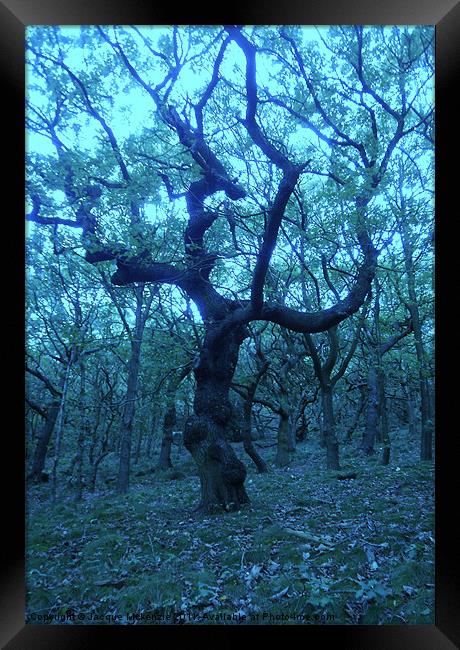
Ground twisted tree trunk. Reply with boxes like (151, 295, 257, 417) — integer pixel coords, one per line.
(184, 326, 249, 513)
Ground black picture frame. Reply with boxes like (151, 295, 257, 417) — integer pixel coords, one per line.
(3, 0, 459, 647)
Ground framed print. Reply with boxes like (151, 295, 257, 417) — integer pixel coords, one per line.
(2, 0, 459, 647)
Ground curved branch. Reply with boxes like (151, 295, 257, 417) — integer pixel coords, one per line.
(26, 364, 62, 398)
(250, 166, 303, 313)
(226, 27, 293, 171)
(194, 35, 231, 135)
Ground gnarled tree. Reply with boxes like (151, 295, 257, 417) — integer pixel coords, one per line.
(26, 25, 433, 511)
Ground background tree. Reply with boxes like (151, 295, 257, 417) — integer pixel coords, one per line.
(360, 279, 413, 461)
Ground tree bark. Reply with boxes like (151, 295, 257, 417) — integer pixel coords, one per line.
(407, 388, 417, 437)
(361, 281, 412, 457)
(117, 334, 142, 494)
(51, 351, 74, 502)
(362, 364, 379, 455)
(183, 326, 250, 512)
(408, 298, 432, 460)
(115, 283, 156, 494)
(397, 195, 432, 461)
(401, 362, 417, 437)
(376, 366, 388, 444)
(28, 401, 60, 481)
(157, 402, 175, 470)
(75, 360, 90, 500)
(157, 364, 192, 470)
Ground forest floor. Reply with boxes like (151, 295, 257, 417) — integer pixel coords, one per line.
(26, 429, 435, 626)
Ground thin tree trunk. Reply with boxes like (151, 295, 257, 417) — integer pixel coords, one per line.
(117, 336, 142, 494)
(375, 369, 386, 444)
(158, 364, 192, 470)
(75, 433, 85, 499)
(134, 427, 143, 465)
(362, 364, 379, 455)
(75, 361, 89, 501)
(322, 385, 340, 470)
(275, 409, 291, 468)
(405, 385, 417, 436)
(398, 205, 432, 461)
(361, 281, 412, 457)
(345, 390, 366, 442)
(51, 352, 74, 502)
(379, 370, 390, 465)
(409, 303, 432, 460)
(242, 399, 268, 473)
(145, 406, 159, 458)
(117, 284, 152, 494)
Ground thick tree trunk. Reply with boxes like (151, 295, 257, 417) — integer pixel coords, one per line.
(28, 401, 60, 481)
(295, 412, 309, 442)
(428, 379, 435, 421)
(157, 402, 175, 470)
(184, 327, 249, 512)
(318, 405, 325, 448)
(287, 417, 297, 453)
(322, 385, 340, 470)
(381, 444, 391, 465)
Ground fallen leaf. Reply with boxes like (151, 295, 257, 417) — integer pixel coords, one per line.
(270, 586, 289, 601)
